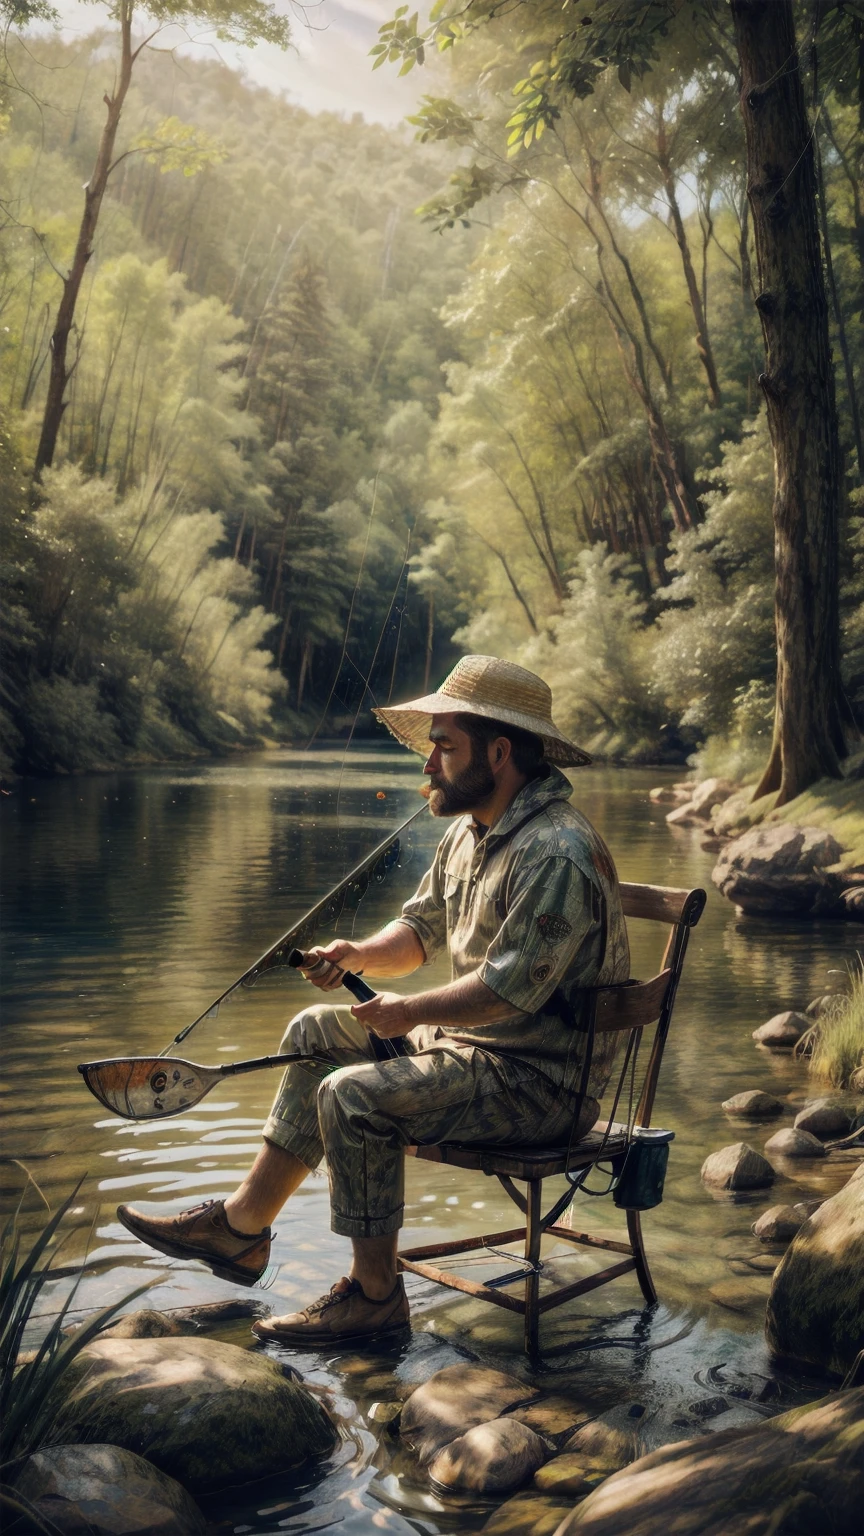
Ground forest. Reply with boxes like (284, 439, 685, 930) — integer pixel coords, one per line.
(1, 0, 862, 791)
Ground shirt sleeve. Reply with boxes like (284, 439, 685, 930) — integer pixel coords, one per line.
(479, 856, 601, 1013)
(398, 852, 447, 965)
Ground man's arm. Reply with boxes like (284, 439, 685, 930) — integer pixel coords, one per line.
(299, 921, 426, 989)
(351, 973, 521, 1038)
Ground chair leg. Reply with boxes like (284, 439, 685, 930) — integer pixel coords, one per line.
(524, 1178, 542, 1354)
(626, 1209, 657, 1306)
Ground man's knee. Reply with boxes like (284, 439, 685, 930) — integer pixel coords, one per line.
(317, 1065, 397, 1144)
(279, 1003, 340, 1058)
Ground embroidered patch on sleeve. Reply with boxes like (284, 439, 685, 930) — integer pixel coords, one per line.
(531, 961, 552, 983)
(537, 913, 573, 946)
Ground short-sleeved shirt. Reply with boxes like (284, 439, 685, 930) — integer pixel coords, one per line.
(398, 766, 630, 1097)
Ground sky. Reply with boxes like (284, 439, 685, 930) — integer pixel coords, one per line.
(51, 0, 429, 124)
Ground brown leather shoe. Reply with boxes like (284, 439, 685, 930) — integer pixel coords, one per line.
(252, 1276, 409, 1345)
(117, 1199, 270, 1287)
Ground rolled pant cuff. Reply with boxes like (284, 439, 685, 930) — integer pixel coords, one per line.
(330, 1205, 404, 1239)
(262, 1115, 321, 1169)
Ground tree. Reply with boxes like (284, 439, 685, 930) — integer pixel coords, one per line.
(730, 0, 846, 802)
(25, 0, 289, 476)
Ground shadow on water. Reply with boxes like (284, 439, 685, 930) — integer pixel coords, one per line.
(2, 749, 859, 1532)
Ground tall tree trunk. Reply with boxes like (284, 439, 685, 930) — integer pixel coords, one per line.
(731, 0, 845, 804)
(35, 3, 136, 475)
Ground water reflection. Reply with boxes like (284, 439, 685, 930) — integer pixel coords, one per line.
(2, 750, 859, 1533)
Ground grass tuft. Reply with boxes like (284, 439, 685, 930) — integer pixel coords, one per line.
(797, 955, 864, 1089)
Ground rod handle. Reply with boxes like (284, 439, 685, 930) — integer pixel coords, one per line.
(287, 949, 404, 1060)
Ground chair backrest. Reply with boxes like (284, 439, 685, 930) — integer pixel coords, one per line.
(592, 883, 706, 1128)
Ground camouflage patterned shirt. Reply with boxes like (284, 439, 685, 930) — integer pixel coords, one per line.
(399, 766, 630, 1095)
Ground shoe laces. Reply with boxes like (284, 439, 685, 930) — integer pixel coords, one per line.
(183, 1200, 216, 1219)
(306, 1279, 356, 1316)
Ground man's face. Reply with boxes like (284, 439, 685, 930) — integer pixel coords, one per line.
(422, 715, 496, 818)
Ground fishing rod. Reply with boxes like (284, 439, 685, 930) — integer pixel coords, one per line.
(77, 809, 426, 1119)
(162, 804, 426, 1054)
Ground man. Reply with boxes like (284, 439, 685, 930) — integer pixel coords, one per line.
(118, 655, 630, 1343)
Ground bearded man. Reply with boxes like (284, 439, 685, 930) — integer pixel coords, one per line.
(118, 655, 630, 1344)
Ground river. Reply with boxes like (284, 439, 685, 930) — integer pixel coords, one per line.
(2, 749, 859, 1533)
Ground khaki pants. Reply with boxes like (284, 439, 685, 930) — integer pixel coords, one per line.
(263, 1005, 598, 1238)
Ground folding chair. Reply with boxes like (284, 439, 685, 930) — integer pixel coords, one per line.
(398, 882, 706, 1353)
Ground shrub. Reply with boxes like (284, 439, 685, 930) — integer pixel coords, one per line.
(798, 956, 864, 1089)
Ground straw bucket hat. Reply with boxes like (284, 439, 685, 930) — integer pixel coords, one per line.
(373, 655, 592, 768)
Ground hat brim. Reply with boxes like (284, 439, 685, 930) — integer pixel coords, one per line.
(373, 692, 592, 769)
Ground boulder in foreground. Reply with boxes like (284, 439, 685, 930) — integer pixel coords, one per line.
(43, 1336, 335, 1492)
(766, 1164, 864, 1376)
(712, 824, 844, 917)
(400, 1364, 536, 1465)
(701, 1143, 775, 1190)
(553, 1388, 864, 1535)
(12, 1444, 207, 1535)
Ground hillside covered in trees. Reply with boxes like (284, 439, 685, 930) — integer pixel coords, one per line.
(1, 1, 862, 786)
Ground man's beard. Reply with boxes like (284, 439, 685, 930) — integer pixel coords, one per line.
(422, 746, 496, 817)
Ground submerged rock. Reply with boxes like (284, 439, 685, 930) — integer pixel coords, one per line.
(766, 1163, 864, 1376)
(42, 1336, 335, 1492)
(721, 1089, 784, 1117)
(562, 1420, 636, 1473)
(712, 824, 844, 917)
(701, 1143, 775, 1190)
(752, 1205, 803, 1242)
(400, 1364, 537, 1466)
(751, 1011, 809, 1048)
(763, 1126, 826, 1159)
(793, 1098, 851, 1138)
(482, 1491, 574, 1535)
(428, 1417, 546, 1494)
(534, 1454, 607, 1495)
(12, 1444, 207, 1535)
(553, 1388, 864, 1535)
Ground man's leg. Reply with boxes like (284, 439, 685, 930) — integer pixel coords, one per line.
(117, 1004, 377, 1285)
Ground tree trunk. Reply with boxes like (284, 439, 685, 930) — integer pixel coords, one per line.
(656, 112, 722, 408)
(34, 3, 136, 476)
(731, 0, 845, 804)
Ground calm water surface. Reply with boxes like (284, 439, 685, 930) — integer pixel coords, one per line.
(2, 749, 860, 1534)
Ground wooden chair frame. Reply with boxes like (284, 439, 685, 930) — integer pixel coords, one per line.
(398, 882, 706, 1354)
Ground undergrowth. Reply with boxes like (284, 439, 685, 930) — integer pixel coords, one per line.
(798, 956, 864, 1089)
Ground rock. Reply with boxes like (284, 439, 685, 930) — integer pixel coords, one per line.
(400, 1364, 536, 1465)
(534, 1454, 607, 1495)
(11, 1444, 207, 1535)
(649, 784, 691, 805)
(721, 1089, 784, 1118)
(712, 824, 845, 917)
(428, 1417, 547, 1494)
(552, 1388, 864, 1535)
(665, 802, 699, 827)
(792, 1198, 824, 1221)
(763, 1126, 826, 1158)
(42, 1336, 335, 1493)
(751, 1011, 809, 1047)
(752, 1205, 803, 1242)
(689, 777, 737, 816)
(707, 1279, 765, 1314)
(794, 1098, 852, 1137)
(562, 1420, 635, 1472)
(100, 1309, 178, 1339)
(506, 1394, 588, 1436)
(851, 1066, 864, 1092)
(482, 1492, 574, 1535)
(368, 1401, 402, 1426)
(766, 1163, 864, 1376)
(700, 1143, 775, 1190)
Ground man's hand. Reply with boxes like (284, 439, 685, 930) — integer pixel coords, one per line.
(299, 941, 365, 992)
(351, 992, 413, 1039)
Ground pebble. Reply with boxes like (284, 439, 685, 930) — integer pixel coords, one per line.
(752, 1205, 803, 1242)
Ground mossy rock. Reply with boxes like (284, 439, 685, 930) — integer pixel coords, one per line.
(41, 1336, 335, 1492)
(554, 1387, 864, 1534)
(12, 1443, 207, 1535)
(766, 1163, 864, 1376)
